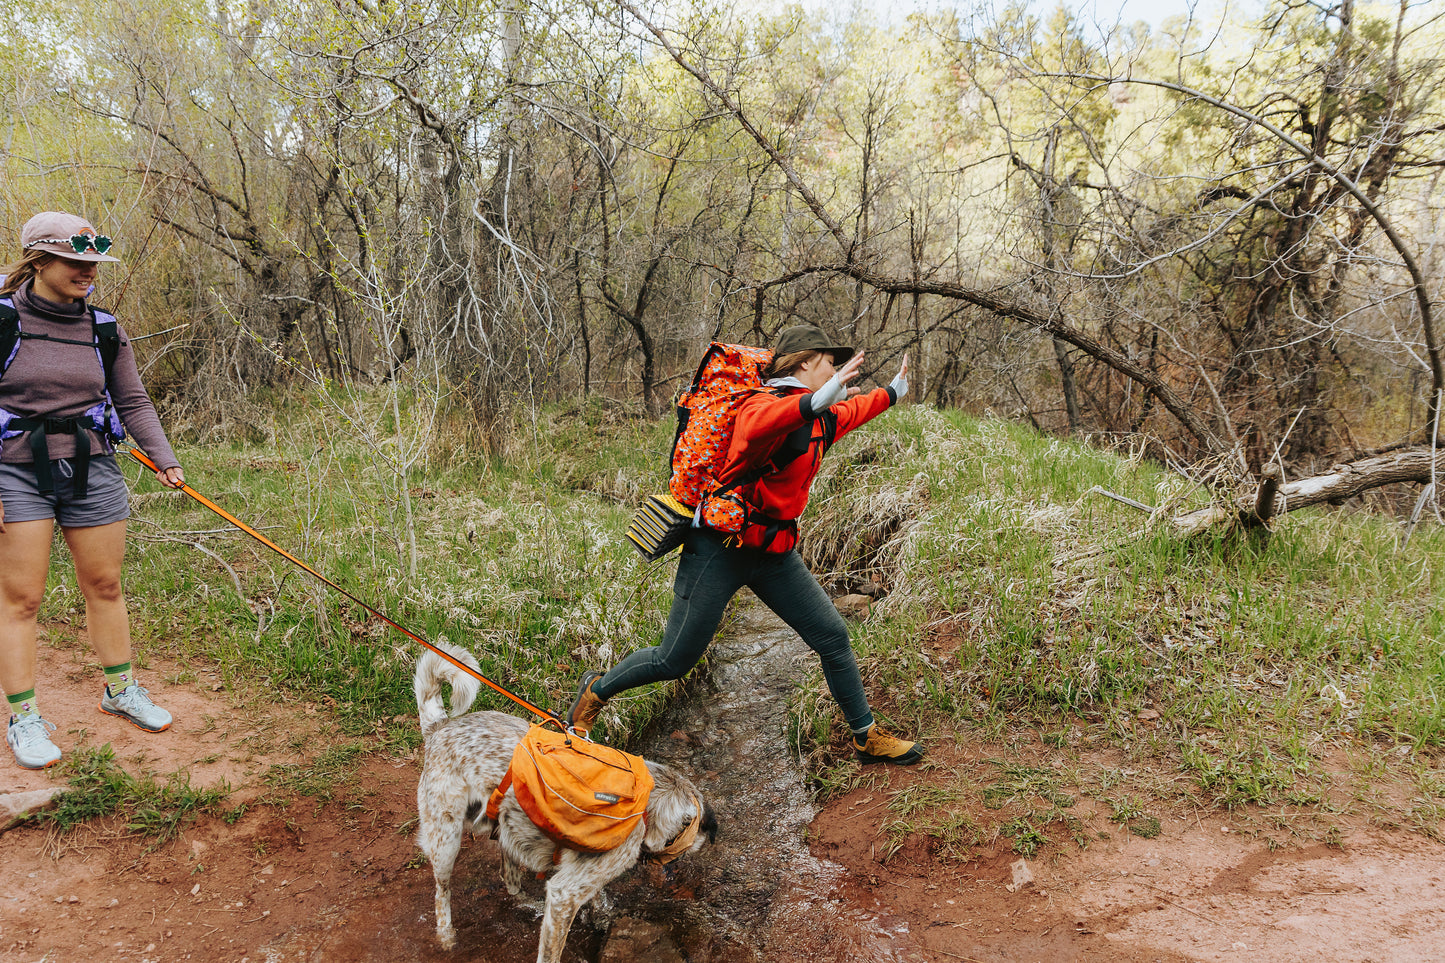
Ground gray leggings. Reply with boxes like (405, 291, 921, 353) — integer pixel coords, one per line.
(595, 527, 875, 733)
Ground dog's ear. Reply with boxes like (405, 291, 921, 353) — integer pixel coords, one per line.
(642, 763, 708, 853)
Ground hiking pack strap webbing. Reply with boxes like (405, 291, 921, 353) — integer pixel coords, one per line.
(12, 416, 90, 497)
(125, 446, 566, 729)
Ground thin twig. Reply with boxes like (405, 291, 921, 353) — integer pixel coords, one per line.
(1087, 486, 1156, 513)
(935, 951, 986, 962)
(130, 322, 191, 342)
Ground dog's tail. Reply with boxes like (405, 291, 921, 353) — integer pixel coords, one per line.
(414, 640, 483, 737)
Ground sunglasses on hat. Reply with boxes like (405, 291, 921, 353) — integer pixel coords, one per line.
(25, 233, 114, 255)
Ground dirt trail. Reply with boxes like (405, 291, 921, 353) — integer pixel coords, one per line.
(812, 759, 1445, 962)
(4, 633, 1445, 962)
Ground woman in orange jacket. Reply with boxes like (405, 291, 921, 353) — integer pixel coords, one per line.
(569, 324, 921, 765)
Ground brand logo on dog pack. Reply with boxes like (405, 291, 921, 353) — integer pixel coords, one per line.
(593, 791, 621, 803)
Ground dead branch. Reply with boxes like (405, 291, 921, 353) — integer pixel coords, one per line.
(1171, 447, 1444, 534)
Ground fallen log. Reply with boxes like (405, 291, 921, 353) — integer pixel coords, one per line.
(1170, 446, 1444, 535)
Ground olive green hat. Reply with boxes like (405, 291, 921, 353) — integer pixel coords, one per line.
(773, 324, 854, 364)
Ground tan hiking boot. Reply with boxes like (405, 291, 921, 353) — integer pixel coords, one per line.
(566, 671, 608, 736)
(853, 725, 923, 765)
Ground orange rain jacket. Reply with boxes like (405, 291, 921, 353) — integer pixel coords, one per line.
(700, 383, 898, 552)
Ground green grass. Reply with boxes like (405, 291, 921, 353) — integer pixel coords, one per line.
(27, 746, 227, 844)
(34, 387, 1441, 854)
(109, 396, 681, 745)
(791, 405, 1445, 827)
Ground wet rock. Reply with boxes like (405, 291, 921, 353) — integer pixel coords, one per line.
(0, 788, 62, 832)
(600, 916, 685, 963)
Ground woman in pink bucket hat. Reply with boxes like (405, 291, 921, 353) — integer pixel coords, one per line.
(0, 211, 185, 769)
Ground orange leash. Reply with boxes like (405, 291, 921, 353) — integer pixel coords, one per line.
(126, 447, 566, 729)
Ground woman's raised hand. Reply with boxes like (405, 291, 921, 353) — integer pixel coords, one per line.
(890, 353, 909, 400)
(836, 351, 866, 400)
(836, 350, 866, 384)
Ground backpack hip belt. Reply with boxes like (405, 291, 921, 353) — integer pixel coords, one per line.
(2, 409, 118, 498)
(703, 488, 798, 548)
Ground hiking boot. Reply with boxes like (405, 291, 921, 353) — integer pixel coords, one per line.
(99, 684, 172, 733)
(566, 671, 608, 736)
(853, 725, 923, 765)
(7, 713, 61, 769)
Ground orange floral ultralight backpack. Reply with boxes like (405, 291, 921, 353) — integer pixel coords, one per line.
(626, 342, 773, 561)
(668, 342, 773, 511)
(485, 725, 654, 854)
(628, 340, 842, 558)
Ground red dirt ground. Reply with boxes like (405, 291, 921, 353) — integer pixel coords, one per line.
(4, 633, 1445, 963)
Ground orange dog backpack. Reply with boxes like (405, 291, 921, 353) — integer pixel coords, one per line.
(485, 725, 654, 854)
(668, 342, 773, 508)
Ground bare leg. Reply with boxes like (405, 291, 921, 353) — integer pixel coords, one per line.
(61, 521, 131, 669)
(0, 520, 55, 699)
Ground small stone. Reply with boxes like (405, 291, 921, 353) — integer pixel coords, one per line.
(0, 788, 63, 832)
(1006, 859, 1035, 893)
(190, 884, 201, 896)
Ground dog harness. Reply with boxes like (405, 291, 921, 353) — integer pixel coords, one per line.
(645, 794, 703, 865)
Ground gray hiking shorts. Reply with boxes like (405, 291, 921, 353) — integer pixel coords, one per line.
(0, 455, 131, 527)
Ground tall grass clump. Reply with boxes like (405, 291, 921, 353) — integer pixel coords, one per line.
(794, 404, 1445, 808)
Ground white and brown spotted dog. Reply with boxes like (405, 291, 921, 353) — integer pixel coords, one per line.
(413, 642, 716, 960)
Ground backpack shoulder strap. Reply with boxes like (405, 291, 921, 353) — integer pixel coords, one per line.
(764, 388, 838, 472)
(90, 306, 121, 388)
(0, 296, 19, 380)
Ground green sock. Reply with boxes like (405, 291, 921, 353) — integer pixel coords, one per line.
(7, 688, 39, 720)
(103, 662, 135, 697)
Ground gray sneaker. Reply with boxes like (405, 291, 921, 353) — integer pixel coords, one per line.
(7, 713, 61, 769)
(99, 684, 172, 733)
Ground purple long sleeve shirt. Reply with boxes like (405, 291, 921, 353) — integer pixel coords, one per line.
(0, 281, 180, 471)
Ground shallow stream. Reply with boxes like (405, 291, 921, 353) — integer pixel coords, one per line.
(595, 596, 922, 962)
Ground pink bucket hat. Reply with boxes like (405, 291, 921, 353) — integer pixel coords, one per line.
(19, 211, 121, 263)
